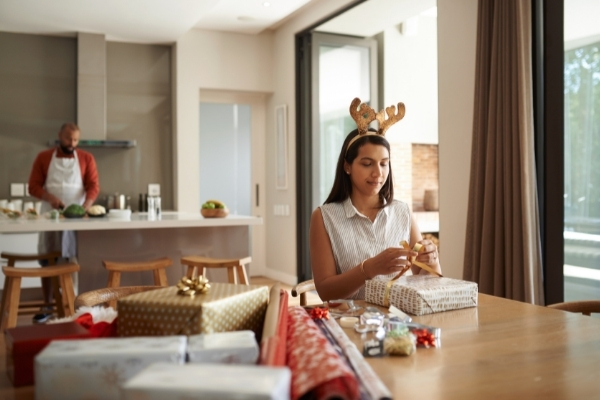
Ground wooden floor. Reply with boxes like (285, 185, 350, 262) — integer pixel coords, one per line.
(0, 276, 322, 400)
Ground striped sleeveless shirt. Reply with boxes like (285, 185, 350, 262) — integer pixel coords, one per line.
(319, 197, 411, 299)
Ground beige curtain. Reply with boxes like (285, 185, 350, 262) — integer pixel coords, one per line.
(463, 0, 544, 304)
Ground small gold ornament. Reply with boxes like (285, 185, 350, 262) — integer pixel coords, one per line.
(177, 275, 211, 297)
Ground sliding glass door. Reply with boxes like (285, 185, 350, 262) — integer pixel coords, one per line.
(563, 0, 600, 302)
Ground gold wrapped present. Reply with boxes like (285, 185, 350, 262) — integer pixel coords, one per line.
(117, 284, 269, 337)
(365, 275, 478, 316)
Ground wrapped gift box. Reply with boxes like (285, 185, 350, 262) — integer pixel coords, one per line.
(4, 322, 91, 387)
(117, 284, 269, 337)
(365, 275, 478, 316)
(35, 336, 186, 400)
(187, 330, 259, 364)
(121, 362, 291, 400)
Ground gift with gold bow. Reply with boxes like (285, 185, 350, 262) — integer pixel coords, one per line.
(364, 242, 478, 316)
(117, 277, 269, 337)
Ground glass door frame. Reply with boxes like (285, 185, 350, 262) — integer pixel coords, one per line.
(310, 32, 379, 211)
(532, 0, 564, 305)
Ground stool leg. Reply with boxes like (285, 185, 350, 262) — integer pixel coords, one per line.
(185, 265, 196, 278)
(227, 267, 237, 284)
(107, 271, 121, 288)
(52, 276, 65, 317)
(1, 277, 22, 330)
(202, 267, 207, 278)
(153, 269, 168, 286)
(0, 277, 11, 331)
(236, 264, 249, 285)
(59, 274, 76, 316)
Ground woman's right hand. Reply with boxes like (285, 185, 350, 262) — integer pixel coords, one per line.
(363, 247, 418, 279)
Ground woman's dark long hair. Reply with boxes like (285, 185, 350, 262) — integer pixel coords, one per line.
(324, 128, 394, 206)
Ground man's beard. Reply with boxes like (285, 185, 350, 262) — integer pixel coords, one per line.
(60, 145, 75, 155)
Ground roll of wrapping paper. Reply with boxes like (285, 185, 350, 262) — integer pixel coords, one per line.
(286, 306, 359, 400)
(382, 241, 442, 307)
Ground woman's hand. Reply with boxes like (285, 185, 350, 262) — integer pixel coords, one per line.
(363, 247, 417, 279)
(414, 239, 441, 275)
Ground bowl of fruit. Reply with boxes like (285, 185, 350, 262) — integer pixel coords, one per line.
(201, 200, 229, 218)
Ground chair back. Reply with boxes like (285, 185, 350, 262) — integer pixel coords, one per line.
(75, 286, 164, 308)
(547, 300, 600, 316)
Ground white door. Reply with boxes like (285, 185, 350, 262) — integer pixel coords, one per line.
(199, 90, 267, 276)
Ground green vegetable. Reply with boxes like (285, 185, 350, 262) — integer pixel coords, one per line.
(202, 202, 216, 209)
(64, 204, 86, 216)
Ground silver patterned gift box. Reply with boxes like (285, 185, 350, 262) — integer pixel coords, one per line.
(187, 330, 259, 364)
(121, 362, 291, 400)
(365, 275, 478, 316)
(34, 336, 186, 400)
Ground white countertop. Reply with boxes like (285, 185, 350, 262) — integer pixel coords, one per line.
(0, 211, 263, 233)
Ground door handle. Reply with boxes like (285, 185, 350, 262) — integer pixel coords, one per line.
(256, 184, 259, 207)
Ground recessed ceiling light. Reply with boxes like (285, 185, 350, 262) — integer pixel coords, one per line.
(238, 16, 255, 22)
(263, 2, 271, 6)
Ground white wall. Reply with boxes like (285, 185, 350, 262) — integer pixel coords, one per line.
(384, 13, 438, 145)
(265, 0, 356, 285)
(437, 0, 478, 278)
(173, 29, 274, 213)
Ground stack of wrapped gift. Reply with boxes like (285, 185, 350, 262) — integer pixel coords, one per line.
(35, 336, 186, 399)
(31, 283, 291, 399)
(117, 283, 269, 337)
(365, 275, 478, 315)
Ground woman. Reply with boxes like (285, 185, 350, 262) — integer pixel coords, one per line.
(310, 98, 442, 301)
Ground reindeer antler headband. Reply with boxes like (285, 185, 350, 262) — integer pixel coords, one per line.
(346, 97, 406, 153)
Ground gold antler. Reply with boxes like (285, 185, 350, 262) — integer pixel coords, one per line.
(375, 103, 406, 135)
(349, 98, 377, 135)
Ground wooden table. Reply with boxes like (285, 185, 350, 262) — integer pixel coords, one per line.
(1, 293, 599, 399)
(345, 294, 600, 399)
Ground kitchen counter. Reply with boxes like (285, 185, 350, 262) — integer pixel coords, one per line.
(0, 212, 263, 294)
(0, 211, 262, 233)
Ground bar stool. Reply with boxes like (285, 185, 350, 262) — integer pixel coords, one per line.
(180, 256, 251, 285)
(0, 251, 63, 316)
(0, 263, 79, 330)
(102, 257, 172, 309)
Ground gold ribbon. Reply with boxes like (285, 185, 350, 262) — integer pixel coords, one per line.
(177, 276, 211, 297)
(382, 241, 442, 307)
(400, 240, 443, 278)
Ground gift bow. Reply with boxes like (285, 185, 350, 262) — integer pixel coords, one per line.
(177, 275, 211, 297)
(382, 241, 442, 307)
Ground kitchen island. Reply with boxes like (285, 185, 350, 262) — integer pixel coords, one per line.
(0, 212, 262, 293)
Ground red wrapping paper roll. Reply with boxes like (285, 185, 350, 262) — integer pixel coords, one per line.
(286, 306, 359, 400)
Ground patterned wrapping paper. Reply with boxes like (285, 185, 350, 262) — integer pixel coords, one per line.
(34, 336, 186, 400)
(117, 284, 269, 337)
(286, 306, 360, 400)
(365, 275, 478, 316)
(121, 362, 291, 400)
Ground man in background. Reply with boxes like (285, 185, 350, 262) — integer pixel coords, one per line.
(28, 122, 100, 323)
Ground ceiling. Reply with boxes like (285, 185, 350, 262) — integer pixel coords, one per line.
(316, 0, 436, 37)
(0, 0, 312, 43)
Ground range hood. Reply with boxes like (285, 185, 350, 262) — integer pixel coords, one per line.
(48, 32, 136, 149)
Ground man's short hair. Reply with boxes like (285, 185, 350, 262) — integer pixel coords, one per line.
(59, 122, 80, 133)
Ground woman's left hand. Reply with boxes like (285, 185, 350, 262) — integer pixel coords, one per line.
(415, 239, 440, 269)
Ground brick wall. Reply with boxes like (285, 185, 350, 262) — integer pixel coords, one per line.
(412, 144, 439, 211)
(390, 143, 439, 211)
(390, 142, 412, 211)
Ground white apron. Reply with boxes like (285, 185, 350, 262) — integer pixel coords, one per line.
(38, 150, 86, 258)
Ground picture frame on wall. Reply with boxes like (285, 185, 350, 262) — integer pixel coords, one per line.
(275, 104, 288, 190)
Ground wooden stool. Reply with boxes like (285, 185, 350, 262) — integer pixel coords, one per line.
(0, 263, 79, 331)
(180, 256, 251, 285)
(102, 258, 172, 309)
(0, 251, 64, 318)
(103, 258, 172, 288)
